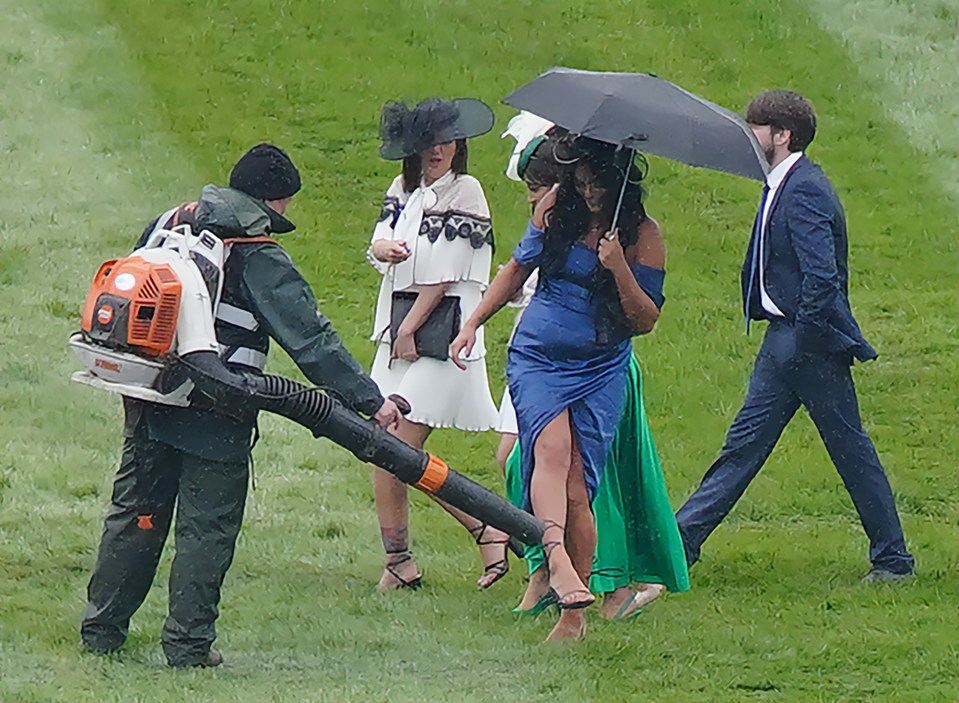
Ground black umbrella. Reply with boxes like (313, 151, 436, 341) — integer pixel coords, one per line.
(502, 67, 768, 182)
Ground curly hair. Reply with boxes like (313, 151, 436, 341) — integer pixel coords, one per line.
(536, 137, 649, 341)
(519, 135, 568, 190)
(539, 137, 647, 274)
(746, 90, 817, 152)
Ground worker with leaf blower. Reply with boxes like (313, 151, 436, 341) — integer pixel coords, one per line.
(80, 143, 401, 668)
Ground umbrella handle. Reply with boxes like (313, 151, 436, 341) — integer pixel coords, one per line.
(609, 148, 634, 237)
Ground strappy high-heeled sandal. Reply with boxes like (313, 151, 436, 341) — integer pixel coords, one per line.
(379, 549, 422, 591)
(541, 520, 595, 610)
(556, 590, 595, 610)
(468, 523, 510, 589)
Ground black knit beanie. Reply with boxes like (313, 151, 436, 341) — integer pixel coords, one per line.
(229, 143, 302, 200)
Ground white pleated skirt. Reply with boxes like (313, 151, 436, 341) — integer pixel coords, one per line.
(370, 343, 499, 431)
(494, 386, 519, 434)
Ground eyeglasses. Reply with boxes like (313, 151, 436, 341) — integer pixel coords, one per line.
(574, 176, 604, 191)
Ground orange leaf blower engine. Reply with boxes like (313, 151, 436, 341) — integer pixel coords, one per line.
(71, 225, 223, 405)
(81, 257, 181, 358)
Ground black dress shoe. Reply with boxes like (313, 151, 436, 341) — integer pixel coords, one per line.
(862, 568, 914, 584)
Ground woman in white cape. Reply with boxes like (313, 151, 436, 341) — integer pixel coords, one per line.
(367, 98, 505, 590)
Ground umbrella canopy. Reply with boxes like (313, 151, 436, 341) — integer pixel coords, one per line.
(503, 68, 768, 181)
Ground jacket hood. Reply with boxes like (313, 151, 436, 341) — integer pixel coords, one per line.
(194, 185, 296, 237)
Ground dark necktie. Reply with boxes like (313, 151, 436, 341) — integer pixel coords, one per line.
(744, 185, 770, 333)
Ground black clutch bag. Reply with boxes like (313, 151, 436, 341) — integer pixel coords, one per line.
(389, 292, 461, 361)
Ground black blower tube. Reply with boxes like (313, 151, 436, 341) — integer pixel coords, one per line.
(177, 352, 544, 547)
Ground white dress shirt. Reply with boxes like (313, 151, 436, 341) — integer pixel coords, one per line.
(758, 150, 804, 317)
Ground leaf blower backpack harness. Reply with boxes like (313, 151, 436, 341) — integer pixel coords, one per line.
(70, 215, 543, 548)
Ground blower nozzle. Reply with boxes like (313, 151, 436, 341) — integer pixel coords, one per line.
(174, 352, 543, 547)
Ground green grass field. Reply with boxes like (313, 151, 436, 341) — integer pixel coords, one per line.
(1, 0, 956, 701)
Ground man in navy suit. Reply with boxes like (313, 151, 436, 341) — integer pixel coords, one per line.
(676, 90, 914, 581)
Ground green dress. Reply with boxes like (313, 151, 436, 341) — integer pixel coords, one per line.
(505, 354, 690, 593)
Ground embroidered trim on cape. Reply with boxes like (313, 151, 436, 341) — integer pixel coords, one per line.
(377, 196, 401, 227)
(419, 210, 494, 249)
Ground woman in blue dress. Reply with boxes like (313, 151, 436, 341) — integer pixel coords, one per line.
(452, 136, 665, 641)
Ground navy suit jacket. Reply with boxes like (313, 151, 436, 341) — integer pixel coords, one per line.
(741, 156, 877, 363)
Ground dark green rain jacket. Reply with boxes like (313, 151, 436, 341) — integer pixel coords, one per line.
(140, 185, 383, 461)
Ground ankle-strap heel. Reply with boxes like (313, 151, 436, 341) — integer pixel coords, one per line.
(540, 520, 595, 610)
(381, 549, 422, 590)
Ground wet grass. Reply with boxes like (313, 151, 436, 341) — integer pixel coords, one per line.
(806, 0, 959, 202)
(0, 0, 956, 701)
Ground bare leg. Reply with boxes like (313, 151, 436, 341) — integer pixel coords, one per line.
(451, 430, 519, 589)
(496, 432, 518, 473)
(432, 497, 511, 588)
(374, 417, 509, 589)
(530, 412, 594, 622)
(564, 443, 596, 585)
(546, 437, 594, 641)
(374, 417, 431, 590)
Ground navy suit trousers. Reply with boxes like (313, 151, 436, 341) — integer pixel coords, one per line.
(676, 322, 914, 574)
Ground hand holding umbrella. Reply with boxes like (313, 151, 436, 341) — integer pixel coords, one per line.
(597, 228, 628, 272)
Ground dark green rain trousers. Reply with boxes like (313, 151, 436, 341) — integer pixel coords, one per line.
(81, 401, 250, 667)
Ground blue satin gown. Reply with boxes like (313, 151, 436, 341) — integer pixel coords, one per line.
(507, 222, 665, 509)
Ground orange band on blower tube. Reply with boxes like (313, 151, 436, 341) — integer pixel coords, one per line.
(415, 454, 449, 493)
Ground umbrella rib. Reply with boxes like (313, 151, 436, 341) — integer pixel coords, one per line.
(676, 87, 769, 177)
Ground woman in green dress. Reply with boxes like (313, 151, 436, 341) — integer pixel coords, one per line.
(498, 121, 690, 619)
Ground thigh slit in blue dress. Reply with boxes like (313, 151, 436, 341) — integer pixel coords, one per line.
(506, 223, 665, 510)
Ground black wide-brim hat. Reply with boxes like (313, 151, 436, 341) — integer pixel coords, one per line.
(379, 98, 495, 161)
